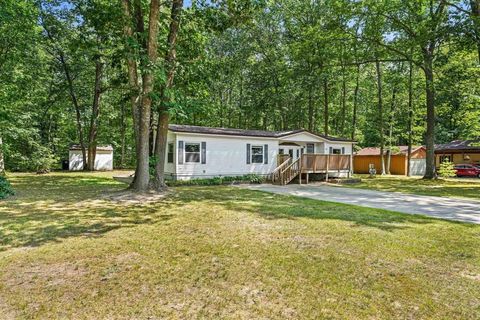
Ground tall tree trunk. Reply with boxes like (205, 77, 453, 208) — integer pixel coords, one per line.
(120, 102, 126, 168)
(351, 64, 360, 140)
(308, 84, 314, 131)
(87, 57, 103, 171)
(219, 89, 224, 127)
(471, 0, 480, 64)
(122, 0, 141, 184)
(375, 59, 386, 175)
(154, 0, 183, 190)
(340, 64, 347, 135)
(239, 75, 244, 128)
(407, 60, 414, 176)
(132, 0, 161, 191)
(423, 52, 436, 179)
(323, 77, 329, 136)
(149, 111, 156, 156)
(0, 136, 5, 176)
(386, 86, 397, 175)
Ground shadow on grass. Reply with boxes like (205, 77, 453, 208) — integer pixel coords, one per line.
(176, 187, 448, 232)
(169, 187, 479, 232)
(1, 174, 477, 251)
(0, 174, 177, 251)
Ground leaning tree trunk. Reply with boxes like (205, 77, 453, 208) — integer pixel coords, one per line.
(423, 52, 436, 179)
(0, 136, 5, 176)
(87, 58, 103, 171)
(60, 54, 87, 170)
(375, 59, 386, 175)
(42, 22, 87, 170)
(131, 0, 161, 191)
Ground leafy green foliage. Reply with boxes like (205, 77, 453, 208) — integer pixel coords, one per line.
(438, 160, 457, 178)
(0, 176, 14, 199)
(166, 174, 264, 186)
(0, 0, 478, 174)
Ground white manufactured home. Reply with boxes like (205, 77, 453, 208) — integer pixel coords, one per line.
(163, 125, 354, 184)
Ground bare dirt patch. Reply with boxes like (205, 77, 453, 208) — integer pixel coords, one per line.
(101, 189, 171, 204)
(0, 294, 17, 320)
(4, 262, 89, 290)
(461, 271, 480, 281)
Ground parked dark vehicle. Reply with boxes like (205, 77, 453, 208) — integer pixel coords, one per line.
(454, 164, 480, 178)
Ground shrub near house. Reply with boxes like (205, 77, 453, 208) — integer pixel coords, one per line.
(438, 160, 456, 178)
(0, 176, 14, 199)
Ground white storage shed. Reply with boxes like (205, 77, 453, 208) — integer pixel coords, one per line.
(69, 145, 114, 171)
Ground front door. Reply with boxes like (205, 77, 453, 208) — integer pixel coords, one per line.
(288, 149, 294, 159)
(287, 147, 301, 160)
(279, 146, 302, 161)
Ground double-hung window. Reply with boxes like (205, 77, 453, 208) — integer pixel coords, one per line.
(251, 145, 264, 163)
(332, 148, 342, 155)
(440, 155, 451, 163)
(185, 142, 201, 163)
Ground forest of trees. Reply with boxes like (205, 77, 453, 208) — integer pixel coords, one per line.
(1, 0, 479, 189)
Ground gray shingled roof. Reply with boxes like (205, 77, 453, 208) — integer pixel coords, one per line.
(168, 124, 354, 142)
(435, 139, 480, 151)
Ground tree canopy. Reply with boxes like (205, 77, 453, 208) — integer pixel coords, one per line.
(0, 0, 478, 182)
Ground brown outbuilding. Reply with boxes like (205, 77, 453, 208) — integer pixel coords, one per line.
(353, 146, 426, 176)
(435, 139, 480, 167)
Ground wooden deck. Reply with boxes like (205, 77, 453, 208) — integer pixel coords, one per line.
(272, 154, 352, 185)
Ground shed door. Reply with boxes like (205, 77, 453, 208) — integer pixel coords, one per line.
(409, 159, 426, 176)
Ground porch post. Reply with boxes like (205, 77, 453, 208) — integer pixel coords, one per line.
(299, 155, 302, 185)
(326, 154, 330, 182)
(338, 155, 341, 175)
(348, 155, 351, 178)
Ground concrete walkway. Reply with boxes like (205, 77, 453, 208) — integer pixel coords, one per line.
(241, 184, 480, 224)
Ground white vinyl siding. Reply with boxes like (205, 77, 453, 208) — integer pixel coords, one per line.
(175, 133, 278, 180)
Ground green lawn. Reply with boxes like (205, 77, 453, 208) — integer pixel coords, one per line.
(348, 175, 480, 199)
(1, 172, 479, 319)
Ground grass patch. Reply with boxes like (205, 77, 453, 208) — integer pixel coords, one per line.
(349, 175, 480, 200)
(0, 172, 479, 318)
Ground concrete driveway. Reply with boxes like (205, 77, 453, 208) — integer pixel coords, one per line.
(241, 184, 480, 224)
